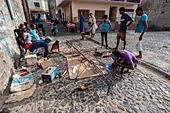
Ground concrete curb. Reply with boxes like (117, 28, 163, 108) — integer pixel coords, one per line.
(139, 60, 170, 79)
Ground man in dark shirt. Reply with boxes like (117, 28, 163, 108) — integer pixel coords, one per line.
(114, 7, 133, 50)
(28, 36, 52, 58)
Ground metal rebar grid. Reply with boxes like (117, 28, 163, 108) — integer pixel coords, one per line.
(66, 40, 104, 75)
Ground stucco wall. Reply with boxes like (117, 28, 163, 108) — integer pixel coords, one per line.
(0, 0, 25, 94)
(27, 0, 49, 11)
(71, 1, 137, 22)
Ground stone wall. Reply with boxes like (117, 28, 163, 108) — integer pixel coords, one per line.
(0, 0, 25, 94)
(141, 0, 170, 31)
(49, 0, 57, 18)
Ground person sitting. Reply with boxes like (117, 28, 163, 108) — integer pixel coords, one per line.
(27, 36, 52, 58)
(29, 24, 40, 42)
(110, 50, 138, 74)
(80, 22, 92, 40)
(66, 20, 76, 32)
(22, 28, 32, 54)
(14, 24, 26, 56)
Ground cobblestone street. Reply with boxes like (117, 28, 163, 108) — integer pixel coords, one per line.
(1, 33, 170, 113)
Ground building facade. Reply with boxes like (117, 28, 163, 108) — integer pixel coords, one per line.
(48, 0, 57, 18)
(58, 0, 141, 22)
(0, 0, 25, 94)
(27, 0, 49, 19)
(141, 0, 170, 30)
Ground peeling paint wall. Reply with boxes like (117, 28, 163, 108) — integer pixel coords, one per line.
(0, 0, 25, 94)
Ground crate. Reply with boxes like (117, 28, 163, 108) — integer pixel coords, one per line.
(38, 59, 55, 69)
(25, 54, 37, 66)
(42, 67, 58, 83)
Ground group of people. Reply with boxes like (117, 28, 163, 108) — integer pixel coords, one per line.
(14, 7, 147, 74)
(80, 7, 148, 73)
(14, 20, 52, 58)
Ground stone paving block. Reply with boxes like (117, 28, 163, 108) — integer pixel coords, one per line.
(5, 85, 36, 103)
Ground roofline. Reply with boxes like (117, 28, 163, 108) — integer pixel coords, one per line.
(58, 0, 141, 7)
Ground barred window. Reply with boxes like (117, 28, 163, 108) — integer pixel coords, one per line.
(95, 10, 105, 20)
(78, 10, 90, 20)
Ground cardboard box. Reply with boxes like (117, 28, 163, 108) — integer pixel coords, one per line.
(38, 59, 55, 69)
(10, 73, 34, 93)
(25, 54, 37, 66)
(42, 67, 58, 82)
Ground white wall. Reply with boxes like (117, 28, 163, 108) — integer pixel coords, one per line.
(27, 0, 49, 11)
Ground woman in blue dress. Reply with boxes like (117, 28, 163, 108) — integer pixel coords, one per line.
(80, 12, 85, 33)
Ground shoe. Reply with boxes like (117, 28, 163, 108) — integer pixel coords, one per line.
(136, 55, 142, 58)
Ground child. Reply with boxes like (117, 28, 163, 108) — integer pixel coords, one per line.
(51, 40, 59, 52)
(52, 21, 59, 35)
(80, 22, 92, 40)
(22, 28, 32, 54)
(98, 15, 111, 49)
(29, 24, 40, 42)
(50, 20, 54, 35)
(114, 7, 133, 50)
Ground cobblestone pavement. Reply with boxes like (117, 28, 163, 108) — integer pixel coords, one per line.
(1, 37, 170, 113)
(92, 32, 170, 74)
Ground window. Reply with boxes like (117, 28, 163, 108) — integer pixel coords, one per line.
(78, 10, 90, 20)
(95, 10, 105, 20)
(125, 9, 134, 12)
(34, 2, 40, 7)
(125, 9, 134, 18)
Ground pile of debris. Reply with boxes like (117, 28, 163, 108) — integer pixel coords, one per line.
(6, 53, 59, 103)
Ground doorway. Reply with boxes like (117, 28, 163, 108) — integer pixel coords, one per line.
(109, 7, 117, 21)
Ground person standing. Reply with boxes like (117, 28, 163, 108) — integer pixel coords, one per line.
(98, 15, 111, 49)
(134, 7, 148, 58)
(80, 12, 85, 33)
(114, 7, 133, 50)
(36, 14, 46, 36)
(89, 13, 98, 37)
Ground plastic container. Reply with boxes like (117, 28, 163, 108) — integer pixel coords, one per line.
(105, 64, 111, 72)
